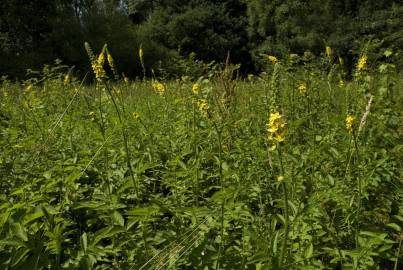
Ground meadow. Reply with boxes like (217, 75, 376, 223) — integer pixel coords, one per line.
(0, 49, 402, 269)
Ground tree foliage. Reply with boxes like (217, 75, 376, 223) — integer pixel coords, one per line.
(0, 0, 402, 78)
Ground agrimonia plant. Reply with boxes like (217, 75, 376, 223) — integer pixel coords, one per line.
(0, 44, 401, 270)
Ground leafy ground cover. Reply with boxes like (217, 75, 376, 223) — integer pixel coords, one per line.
(0, 51, 402, 269)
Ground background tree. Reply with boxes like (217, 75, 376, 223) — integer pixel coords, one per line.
(0, 0, 402, 79)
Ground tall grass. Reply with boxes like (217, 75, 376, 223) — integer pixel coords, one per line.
(0, 50, 402, 270)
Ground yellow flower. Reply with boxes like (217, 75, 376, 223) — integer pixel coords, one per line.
(346, 114, 356, 134)
(192, 83, 201, 94)
(91, 54, 106, 82)
(275, 132, 285, 142)
(97, 52, 105, 66)
(107, 53, 114, 67)
(339, 79, 345, 87)
(265, 55, 278, 64)
(89, 111, 96, 121)
(152, 81, 166, 95)
(277, 175, 284, 182)
(25, 84, 33, 92)
(64, 74, 71, 85)
(267, 112, 286, 143)
(139, 46, 144, 62)
(326, 46, 332, 59)
(357, 54, 367, 72)
(107, 52, 118, 78)
(297, 82, 307, 94)
(132, 112, 140, 119)
(197, 99, 209, 117)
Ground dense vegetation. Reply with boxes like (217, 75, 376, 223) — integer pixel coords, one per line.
(0, 45, 402, 269)
(1, 0, 403, 78)
(1, 1, 402, 269)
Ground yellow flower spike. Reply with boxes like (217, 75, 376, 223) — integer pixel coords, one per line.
(265, 55, 278, 64)
(91, 60, 106, 82)
(25, 84, 33, 92)
(152, 81, 166, 96)
(107, 53, 114, 67)
(192, 83, 201, 94)
(267, 112, 286, 144)
(339, 80, 345, 87)
(107, 52, 118, 79)
(64, 74, 71, 85)
(275, 132, 285, 142)
(139, 46, 144, 63)
(297, 82, 307, 94)
(277, 175, 284, 182)
(132, 112, 140, 120)
(197, 99, 209, 117)
(97, 52, 105, 66)
(346, 114, 356, 134)
(326, 46, 332, 60)
(89, 111, 96, 121)
(357, 54, 367, 72)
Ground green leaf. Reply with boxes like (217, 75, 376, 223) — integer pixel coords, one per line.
(11, 223, 28, 242)
(11, 248, 30, 267)
(112, 211, 125, 227)
(384, 49, 393, 57)
(125, 205, 161, 216)
(305, 243, 313, 259)
(386, 223, 401, 232)
(93, 227, 125, 247)
(43, 171, 52, 180)
(24, 210, 44, 225)
(81, 232, 88, 252)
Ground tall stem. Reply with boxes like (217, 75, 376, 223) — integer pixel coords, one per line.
(277, 145, 289, 268)
(103, 82, 139, 201)
(352, 131, 361, 248)
(192, 99, 199, 206)
(212, 120, 224, 270)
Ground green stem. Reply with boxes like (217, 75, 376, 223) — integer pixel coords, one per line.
(277, 145, 289, 268)
(193, 98, 199, 206)
(212, 120, 224, 270)
(352, 131, 361, 248)
(103, 82, 139, 201)
(394, 239, 402, 270)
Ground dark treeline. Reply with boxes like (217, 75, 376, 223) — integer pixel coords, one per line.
(1, 0, 402, 79)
